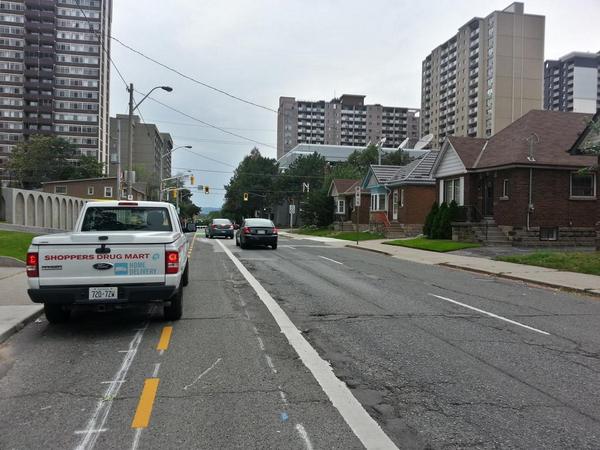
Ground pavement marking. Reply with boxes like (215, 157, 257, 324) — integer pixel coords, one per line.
(256, 336, 266, 351)
(265, 354, 277, 374)
(183, 358, 222, 391)
(216, 239, 399, 450)
(131, 378, 160, 429)
(152, 363, 161, 378)
(100, 380, 126, 384)
(156, 326, 173, 351)
(295, 423, 315, 450)
(318, 255, 343, 265)
(75, 325, 147, 450)
(428, 293, 551, 336)
(130, 429, 143, 450)
(187, 232, 198, 257)
(74, 429, 108, 435)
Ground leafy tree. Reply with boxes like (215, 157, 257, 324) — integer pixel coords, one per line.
(222, 147, 279, 222)
(300, 190, 334, 227)
(347, 144, 380, 174)
(9, 135, 103, 188)
(382, 149, 411, 166)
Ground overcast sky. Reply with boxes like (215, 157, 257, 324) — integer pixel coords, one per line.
(109, 0, 600, 208)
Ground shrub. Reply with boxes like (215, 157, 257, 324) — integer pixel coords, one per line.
(423, 202, 438, 238)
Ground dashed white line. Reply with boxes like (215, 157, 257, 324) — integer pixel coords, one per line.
(318, 255, 343, 265)
(130, 428, 143, 450)
(152, 363, 161, 378)
(216, 239, 398, 450)
(264, 354, 277, 374)
(73, 429, 107, 435)
(428, 293, 550, 336)
(295, 423, 315, 450)
(75, 325, 147, 450)
(256, 336, 266, 351)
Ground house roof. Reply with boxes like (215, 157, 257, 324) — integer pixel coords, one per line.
(370, 165, 403, 184)
(329, 178, 360, 196)
(447, 110, 595, 170)
(387, 151, 440, 186)
(446, 136, 487, 169)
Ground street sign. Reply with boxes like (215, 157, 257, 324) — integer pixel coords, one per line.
(302, 182, 310, 193)
(127, 194, 133, 201)
(289, 204, 296, 214)
(355, 186, 361, 206)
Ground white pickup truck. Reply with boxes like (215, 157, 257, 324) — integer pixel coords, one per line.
(26, 201, 193, 323)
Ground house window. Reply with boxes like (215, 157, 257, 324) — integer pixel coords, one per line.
(539, 227, 558, 241)
(501, 179, 509, 199)
(336, 199, 345, 214)
(570, 173, 595, 198)
(54, 185, 66, 195)
(87, 186, 94, 196)
(104, 186, 113, 198)
(370, 193, 387, 211)
(441, 177, 463, 205)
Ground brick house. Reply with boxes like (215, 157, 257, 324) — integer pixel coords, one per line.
(328, 179, 370, 230)
(42, 177, 146, 201)
(362, 151, 439, 237)
(432, 110, 597, 246)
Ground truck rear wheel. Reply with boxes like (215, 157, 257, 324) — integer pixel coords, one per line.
(164, 288, 183, 321)
(44, 304, 70, 324)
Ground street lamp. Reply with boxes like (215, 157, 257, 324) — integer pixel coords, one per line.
(126, 84, 172, 198)
(160, 145, 192, 201)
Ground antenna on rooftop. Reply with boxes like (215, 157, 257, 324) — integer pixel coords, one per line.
(526, 133, 540, 162)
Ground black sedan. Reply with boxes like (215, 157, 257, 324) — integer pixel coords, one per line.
(236, 218, 278, 249)
(206, 218, 235, 239)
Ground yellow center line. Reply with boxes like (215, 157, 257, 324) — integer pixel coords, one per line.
(131, 378, 160, 429)
(156, 326, 173, 351)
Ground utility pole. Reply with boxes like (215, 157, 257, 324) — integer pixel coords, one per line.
(115, 120, 121, 199)
(127, 83, 134, 199)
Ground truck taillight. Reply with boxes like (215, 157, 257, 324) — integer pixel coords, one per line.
(26, 252, 39, 278)
(272, 227, 278, 235)
(165, 251, 179, 274)
(242, 227, 251, 234)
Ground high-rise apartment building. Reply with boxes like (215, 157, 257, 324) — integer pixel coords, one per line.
(277, 94, 420, 159)
(0, 0, 112, 185)
(421, 2, 544, 147)
(544, 52, 600, 113)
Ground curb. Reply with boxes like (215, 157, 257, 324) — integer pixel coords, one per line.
(439, 262, 600, 298)
(345, 244, 393, 256)
(0, 256, 25, 267)
(0, 306, 43, 345)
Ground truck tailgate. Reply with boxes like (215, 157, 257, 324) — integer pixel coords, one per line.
(38, 244, 166, 286)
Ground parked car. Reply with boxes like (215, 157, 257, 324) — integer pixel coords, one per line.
(206, 218, 234, 239)
(236, 218, 278, 249)
(26, 201, 189, 323)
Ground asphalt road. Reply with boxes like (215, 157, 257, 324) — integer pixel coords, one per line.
(2, 233, 600, 449)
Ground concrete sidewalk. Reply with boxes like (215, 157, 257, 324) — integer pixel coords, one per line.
(283, 232, 600, 296)
(0, 267, 42, 344)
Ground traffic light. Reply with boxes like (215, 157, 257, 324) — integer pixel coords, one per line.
(171, 189, 177, 199)
(204, 186, 209, 194)
(190, 175, 195, 185)
(243, 192, 249, 201)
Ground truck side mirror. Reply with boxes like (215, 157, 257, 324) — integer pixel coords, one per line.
(186, 223, 197, 233)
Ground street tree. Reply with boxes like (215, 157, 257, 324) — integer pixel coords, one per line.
(222, 147, 278, 222)
(9, 135, 103, 188)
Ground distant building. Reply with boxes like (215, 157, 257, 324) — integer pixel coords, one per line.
(277, 140, 431, 171)
(421, 2, 545, 147)
(277, 94, 420, 159)
(41, 177, 146, 201)
(544, 52, 600, 113)
(0, 0, 113, 185)
(109, 115, 173, 197)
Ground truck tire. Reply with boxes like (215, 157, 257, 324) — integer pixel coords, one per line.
(44, 304, 70, 323)
(164, 288, 183, 321)
(182, 263, 189, 287)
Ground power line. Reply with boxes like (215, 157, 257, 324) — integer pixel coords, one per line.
(146, 119, 277, 133)
(172, 166, 332, 179)
(171, 135, 274, 146)
(181, 147, 236, 168)
(137, 92, 277, 150)
(111, 35, 277, 113)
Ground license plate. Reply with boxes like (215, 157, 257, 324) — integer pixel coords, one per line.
(257, 230, 266, 234)
(89, 287, 118, 300)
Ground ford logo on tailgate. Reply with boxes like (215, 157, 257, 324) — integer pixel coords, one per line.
(93, 263, 113, 271)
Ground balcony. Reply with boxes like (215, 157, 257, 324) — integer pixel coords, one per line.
(24, 33, 55, 45)
(469, 48, 479, 59)
(24, 22, 55, 33)
(24, 9, 55, 21)
(468, 107, 478, 116)
(468, 89, 478, 98)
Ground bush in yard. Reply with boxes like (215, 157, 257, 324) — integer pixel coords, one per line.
(431, 202, 447, 239)
(423, 202, 438, 238)
(438, 200, 459, 239)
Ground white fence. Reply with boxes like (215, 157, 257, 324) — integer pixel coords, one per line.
(0, 187, 86, 231)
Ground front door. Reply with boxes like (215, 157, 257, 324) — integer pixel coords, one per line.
(483, 178, 494, 216)
(392, 190, 398, 221)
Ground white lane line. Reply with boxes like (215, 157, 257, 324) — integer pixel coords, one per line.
(256, 336, 266, 351)
(152, 363, 161, 378)
(428, 293, 550, 336)
(75, 325, 147, 450)
(100, 380, 126, 385)
(318, 255, 343, 265)
(216, 239, 398, 450)
(130, 428, 143, 450)
(295, 423, 315, 450)
(278, 388, 289, 406)
(183, 358, 222, 391)
(73, 429, 107, 435)
(264, 355, 277, 374)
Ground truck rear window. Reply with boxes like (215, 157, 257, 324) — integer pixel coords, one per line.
(81, 207, 173, 232)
